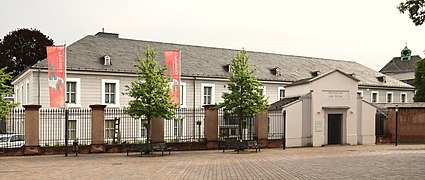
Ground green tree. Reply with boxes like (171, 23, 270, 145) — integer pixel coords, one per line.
(0, 28, 54, 76)
(217, 49, 269, 140)
(398, 0, 425, 26)
(0, 67, 18, 120)
(414, 59, 425, 101)
(125, 46, 177, 148)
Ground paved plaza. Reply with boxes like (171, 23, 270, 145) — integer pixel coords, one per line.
(1, 145, 425, 179)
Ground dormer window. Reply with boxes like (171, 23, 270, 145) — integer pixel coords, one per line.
(377, 75, 386, 83)
(223, 64, 231, 72)
(310, 70, 321, 77)
(104, 55, 111, 65)
(274, 67, 281, 76)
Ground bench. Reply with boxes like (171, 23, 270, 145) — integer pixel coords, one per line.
(126, 144, 151, 156)
(151, 143, 173, 156)
(127, 143, 173, 156)
(247, 140, 261, 152)
(221, 139, 247, 153)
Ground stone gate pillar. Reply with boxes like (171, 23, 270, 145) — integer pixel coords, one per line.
(151, 117, 164, 143)
(255, 109, 269, 147)
(204, 105, 219, 149)
(23, 105, 42, 155)
(89, 105, 106, 153)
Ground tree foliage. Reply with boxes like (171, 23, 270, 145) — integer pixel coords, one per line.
(0, 67, 18, 120)
(125, 45, 177, 144)
(0, 28, 54, 75)
(217, 49, 269, 139)
(414, 59, 425, 101)
(398, 0, 425, 26)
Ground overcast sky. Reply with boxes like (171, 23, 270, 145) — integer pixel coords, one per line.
(1, 0, 424, 71)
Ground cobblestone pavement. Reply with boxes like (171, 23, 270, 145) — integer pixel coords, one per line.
(1, 145, 425, 180)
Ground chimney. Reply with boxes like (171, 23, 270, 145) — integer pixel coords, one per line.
(95, 32, 119, 38)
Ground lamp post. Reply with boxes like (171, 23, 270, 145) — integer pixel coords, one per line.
(196, 120, 202, 142)
(395, 105, 399, 146)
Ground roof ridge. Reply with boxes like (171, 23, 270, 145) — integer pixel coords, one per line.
(88, 35, 356, 63)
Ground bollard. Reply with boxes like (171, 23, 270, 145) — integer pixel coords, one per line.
(72, 139, 79, 156)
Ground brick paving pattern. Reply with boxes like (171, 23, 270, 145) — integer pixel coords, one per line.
(1, 145, 425, 179)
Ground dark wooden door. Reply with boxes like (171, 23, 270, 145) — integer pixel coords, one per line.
(328, 114, 342, 144)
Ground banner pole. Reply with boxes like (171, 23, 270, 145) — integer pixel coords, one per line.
(64, 44, 69, 157)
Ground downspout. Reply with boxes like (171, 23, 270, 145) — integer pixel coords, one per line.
(193, 76, 196, 138)
(38, 68, 41, 105)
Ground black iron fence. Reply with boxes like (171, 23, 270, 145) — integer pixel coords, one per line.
(218, 109, 256, 141)
(1, 109, 25, 149)
(105, 108, 206, 144)
(268, 110, 285, 140)
(165, 108, 205, 142)
(40, 108, 92, 147)
(104, 108, 145, 144)
(375, 112, 387, 136)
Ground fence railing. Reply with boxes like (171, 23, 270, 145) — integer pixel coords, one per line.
(218, 109, 256, 141)
(104, 108, 145, 144)
(268, 110, 284, 140)
(40, 108, 92, 147)
(3, 107, 285, 149)
(1, 109, 25, 149)
(165, 108, 205, 142)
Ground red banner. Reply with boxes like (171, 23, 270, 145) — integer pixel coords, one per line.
(47, 46, 65, 108)
(165, 50, 180, 105)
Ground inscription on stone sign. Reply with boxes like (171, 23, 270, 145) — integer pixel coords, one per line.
(323, 90, 349, 100)
(315, 121, 323, 132)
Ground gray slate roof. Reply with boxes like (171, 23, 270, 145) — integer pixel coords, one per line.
(32, 33, 414, 89)
(380, 55, 422, 74)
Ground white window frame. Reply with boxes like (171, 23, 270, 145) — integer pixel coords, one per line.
(25, 81, 29, 104)
(201, 83, 215, 107)
(371, 91, 379, 103)
(259, 85, 266, 96)
(20, 85, 24, 105)
(180, 82, 187, 108)
(66, 78, 81, 108)
(400, 92, 407, 103)
(14, 88, 18, 104)
(357, 90, 363, 99)
(277, 87, 285, 100)
(101, 79, 120, 107)
(386, 92, 393, 103)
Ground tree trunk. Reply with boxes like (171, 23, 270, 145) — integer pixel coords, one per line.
(239, 113, 243, 141)
(147, 116, 151, 148)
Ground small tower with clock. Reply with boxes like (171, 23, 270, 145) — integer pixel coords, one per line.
(400, 44, 412, 61)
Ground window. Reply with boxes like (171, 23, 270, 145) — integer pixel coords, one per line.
(201, 83, 215, 106)
(259, 86, 266, 96)
(278, 87, 285, 100)
(101, 79, 120, 107)
(180, 82, 187, 108)
(400, 93, 407, 103)
(68, 120, 77, 140)
(357, 91, 363, 99)
(174, 119, 183, 137)
(386, 92, 393, 103)
(105, 83, 115, 104)
(371, 91, 379, 103)
(21, 85, 23, 104)
(140, 122, 147, 138)
(15, 88, 19, 104)
(26, 82, 29, 104)
(66, 78, 81, 107)
(105, 119, 115, 139)
(66, 82, 77, 104)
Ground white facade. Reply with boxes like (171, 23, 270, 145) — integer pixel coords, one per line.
(283, 70, 376, 147)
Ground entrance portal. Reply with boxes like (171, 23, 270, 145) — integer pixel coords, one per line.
(328, 114, 342, 144)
